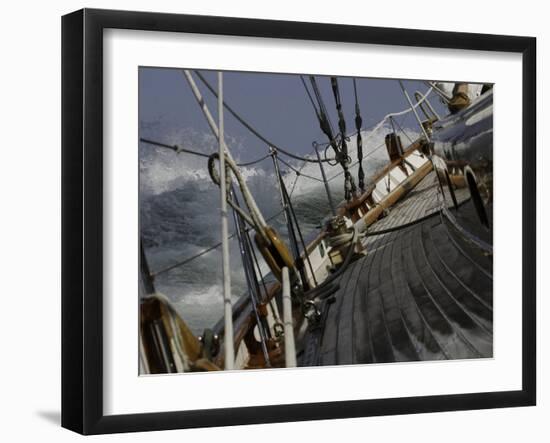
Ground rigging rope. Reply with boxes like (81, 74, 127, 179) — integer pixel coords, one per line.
(193, 70, 335, 163)
(391, 114, 415, 145)
(276, 155, 324, 183)
(306, 76, 355, 201)
(140, 137, 271, 167)
(301, 76, 322, 122)
(353, 79, 365, 192)
(234, 153, 272, 167)
(289, 158, 309, 198)
(326, 141, 386, 183)
(313, 86, 434, 149)
(331, 77, 347, 137)
(140, 137, 210, 158)
(330, 77, 356, 200)
(272, 152, 310, 289)
(231, 190, 272, 366)
(149, 209, 285, 278)
(309, 76, 337, 142)
(276, 161, 319, 287)
(246, 222, 283, 325)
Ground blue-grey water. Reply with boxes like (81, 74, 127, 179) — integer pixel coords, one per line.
(139, 122, 416, 334)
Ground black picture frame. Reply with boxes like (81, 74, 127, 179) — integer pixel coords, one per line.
(62, 8, 537, 435)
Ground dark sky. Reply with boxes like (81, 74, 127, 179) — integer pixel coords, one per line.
(139, 68, 448, 162)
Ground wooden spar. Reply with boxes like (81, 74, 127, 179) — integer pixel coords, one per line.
(357, 160, 433, 229)
(298, 141, 429, 260)
(182, 70, 267, 229)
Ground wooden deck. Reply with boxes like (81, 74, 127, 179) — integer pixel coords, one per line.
(301, 173, 493, 366)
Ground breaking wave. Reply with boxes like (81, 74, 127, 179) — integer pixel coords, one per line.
(139, 121, 419, 333)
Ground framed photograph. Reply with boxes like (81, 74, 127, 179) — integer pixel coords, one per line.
(62, 8, 536, 435)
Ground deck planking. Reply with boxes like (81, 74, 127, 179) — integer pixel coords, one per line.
(310, 173, 493, 366)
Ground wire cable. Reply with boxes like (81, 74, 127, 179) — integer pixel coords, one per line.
(140, 137, 271, 167)
(277, 156, 324, 183)
(149, 209, 285, 278)
(193, 70, 335, 163)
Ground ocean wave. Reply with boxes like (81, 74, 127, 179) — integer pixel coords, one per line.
(140, 121, 419, 333)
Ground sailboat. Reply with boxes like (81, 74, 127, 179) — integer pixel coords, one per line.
(138, 71, 493, 373)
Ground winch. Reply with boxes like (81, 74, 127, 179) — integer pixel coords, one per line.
(325, 215, 364, 266)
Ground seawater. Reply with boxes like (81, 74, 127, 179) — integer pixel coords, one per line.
(139, 123, 416, 334)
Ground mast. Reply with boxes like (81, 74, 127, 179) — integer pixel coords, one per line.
(218, 71, 235, 370)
